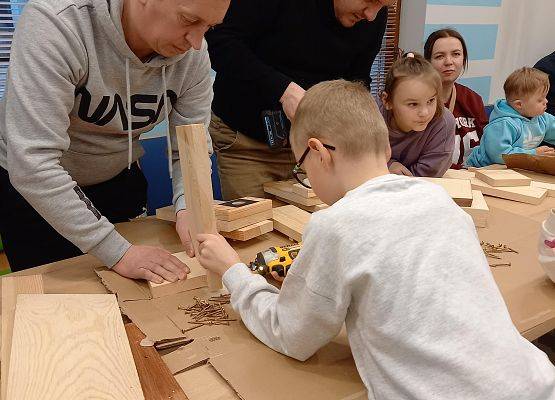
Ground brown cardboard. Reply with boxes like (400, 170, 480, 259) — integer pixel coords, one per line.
(503, 153, 555, 175)
(119, 299, 184, 342)
(162, 341, 209, 374)
(96, 269, 151, 302)
(174, 364, 239, 400)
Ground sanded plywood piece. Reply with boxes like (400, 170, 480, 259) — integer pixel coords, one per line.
(292, 183, 317, 198)
(125, 323, 189, 400)
(422, 177, 473, 207)
(1, 275, 44, 400)
(471, 177, 547, 205)
(531, 181, 555, 197)
(272, 205, 311, 242)
(214, 197, 272, 221)
(443, 169, 475, 180)
(461, 190, 490, 228)
(468, 164, 507, 171)
(148, 252, 207, 298)
(264, 180, 323, 206)
(216, 209, 273, 232)
(7, 294, 143, 400)
(220, 220, 273, 241)
(176, 123, 221, 290)
(474, 169, 532, 187)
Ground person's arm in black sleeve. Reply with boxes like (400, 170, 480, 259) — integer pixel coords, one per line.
(206, 0, 291, 104)
(346, 7, 388, 88)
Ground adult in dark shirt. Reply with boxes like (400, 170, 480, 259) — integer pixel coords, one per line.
(206, 0, 395, 199)
(535, 51, 555, 116)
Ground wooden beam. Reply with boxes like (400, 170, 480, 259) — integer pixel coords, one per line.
(1, 275, 44, 400)
(125, 323, 189, 400)
(221, 220, 274, 241)
(421, 177, 473, 207)
(216, 209, 273, 232)
(474, 169, 532, 187)
(214, 197, 272, 221)
(471, 177, 547, 205)
(148, 252, 208, 298)
(272, 205, 311, 242)
(176, 124, 222, 290)
(7, 294, 143, 400)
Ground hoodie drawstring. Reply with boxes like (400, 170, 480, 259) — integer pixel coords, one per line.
(125, 58, 132, 169)
(162, 65, 173, 179)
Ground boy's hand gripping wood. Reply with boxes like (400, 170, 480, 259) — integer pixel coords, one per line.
(176, 124, 222, 290)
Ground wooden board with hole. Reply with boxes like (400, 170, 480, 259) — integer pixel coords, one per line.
(461, 190, 490, 228)
(474, 169, 532, 187)
(216, 209, 273, 232)
(220, 220, 273, 241)
(272, 205, 311, 243)
(148, 252, 208, 298)
(263, 180, 323, 206)
(214, 197, 272, 221)
(421, 177, 473, 207)
(7, 294, 143, 400)
(471, 177, 547, 205)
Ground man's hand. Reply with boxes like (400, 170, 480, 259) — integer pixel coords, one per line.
(537, 146, 555, 155)
(389, 161, 413, 176)
(280, 82, 305, 121)
(197, 233, 241, 277)
(112, 245, 190, 284)
(176, 209, 195, 257)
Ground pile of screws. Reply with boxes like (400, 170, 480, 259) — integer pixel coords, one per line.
(481, 241, 518, 268)
(178, 295, 235, 333)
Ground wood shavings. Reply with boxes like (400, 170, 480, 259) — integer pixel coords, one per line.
(178, 295, 235, 333)
(481, 241, 518, 267)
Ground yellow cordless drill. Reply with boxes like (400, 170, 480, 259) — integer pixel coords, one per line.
(249, 243, 301, 278)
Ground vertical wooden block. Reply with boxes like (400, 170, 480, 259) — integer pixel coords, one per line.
(176, 124, 222, 290)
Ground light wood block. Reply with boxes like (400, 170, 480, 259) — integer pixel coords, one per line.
(422, 177, 473, 207)
(264, 180, 323, 206)
(176, 123, 221, 290)
(221, 220, 273, 241)
(214, 197, 272, 221)
(292, 183, 317, 198)
(125, 323, 188, 400)
(148, 252, 207, 298)
(274, 196, 323, 213)
(443, 169, 475, 180)
(531, 181, 555, 197)
(468, 164, 507, 171)
(272, 205, 311, 242)
(1, 275, 44, 400)
(474, 169, 532, 187)
(461, 190, 489, 228)
(7, 294, 143, 400)
(313, 203, 329, 212)
(217, 209, 273, 232)
(471, 177, 547, 205)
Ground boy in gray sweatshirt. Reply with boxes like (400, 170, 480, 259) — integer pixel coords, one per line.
(196, 80, 555, 399)
(0, 0, 229, 282)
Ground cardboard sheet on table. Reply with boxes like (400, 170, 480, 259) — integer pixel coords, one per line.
(209, 337, 365, 400)
(503, 153, 555, 176)
(96, 269, 151, 301)
(477, 206, 541, 244)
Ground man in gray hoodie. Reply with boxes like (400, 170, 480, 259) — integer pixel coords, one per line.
(0, 0, 230, 283)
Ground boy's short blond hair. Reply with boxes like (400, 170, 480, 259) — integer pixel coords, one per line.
(290, 80, 389, 158)
(504, 67, 550, 101)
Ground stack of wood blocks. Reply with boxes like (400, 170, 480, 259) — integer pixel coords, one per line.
(263, 180, 328, 212)
(471, 169, 548, 205)
(215, 197, 274, 241)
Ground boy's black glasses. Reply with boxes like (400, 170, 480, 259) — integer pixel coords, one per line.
(292, 144, 336, 189)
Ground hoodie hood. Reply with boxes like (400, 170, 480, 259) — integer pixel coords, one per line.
(489, 99, 530, 123)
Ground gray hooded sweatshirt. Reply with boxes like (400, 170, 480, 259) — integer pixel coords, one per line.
(0, 0, 213, 267)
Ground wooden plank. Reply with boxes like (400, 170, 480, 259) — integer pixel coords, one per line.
(263, 180, 323, 206)
(461, 190, 489, 228)
(474, 169, 532, 187)
(7, 294, 143, 400)
(1, 275, 44, 400)
(176, 123, 222, 290)
(274, 196, 322, 212)
(468, 164, 507, 171)
(531, 181, 555, 197)
(272, 205, 311, 242)
(220, 220, 273, 241)
(292, 183, 317, 198)
(148, 252, 207, 298)
(216, 209, 273, 232)
(214, 197, 272, 221)
(471, 177, 547, 205)
(443, 169, 475, 180)
(125, 323, 189, 400)
(422, 177, 473, 207)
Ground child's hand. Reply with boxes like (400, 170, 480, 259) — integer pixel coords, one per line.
(197, 234, 241, 277)
(537, 146, 555, 155)
(389, 161, 413, 176)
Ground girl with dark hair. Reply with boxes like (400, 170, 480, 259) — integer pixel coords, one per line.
(424, 28, 489, 169)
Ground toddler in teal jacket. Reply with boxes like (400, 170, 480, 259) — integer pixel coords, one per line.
(467, 67, 555, 167)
